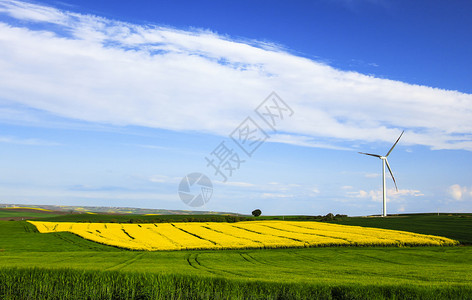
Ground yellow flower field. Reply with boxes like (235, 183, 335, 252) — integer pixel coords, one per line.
(28, 220, 459, 251)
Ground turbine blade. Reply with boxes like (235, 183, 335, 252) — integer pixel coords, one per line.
(386, 130, 404, 157)
(385, 159, 398, 191)
(358, 152, 382, 158)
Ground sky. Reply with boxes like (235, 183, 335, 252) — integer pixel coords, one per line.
(0, 0, 471, 216)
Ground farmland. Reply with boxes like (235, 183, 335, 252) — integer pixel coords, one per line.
(0, 214, 471, 299)
(29, 220, 458, 250)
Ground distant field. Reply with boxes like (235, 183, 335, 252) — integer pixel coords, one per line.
(0, 208, 62, 220)
(0, 204, 241, 216)
(1, 214, 471, 299)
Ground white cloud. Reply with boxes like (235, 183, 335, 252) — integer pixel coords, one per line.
(448, 184, 472, 201)
(0, 1, 471, 150)
(347, 188, 423, 202)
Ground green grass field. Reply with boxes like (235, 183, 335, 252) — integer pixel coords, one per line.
(0, 214, 471, 299)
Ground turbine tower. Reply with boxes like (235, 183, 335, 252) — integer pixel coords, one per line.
(359, 131, 404, 217)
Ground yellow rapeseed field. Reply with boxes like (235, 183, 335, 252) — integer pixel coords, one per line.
(28, 220, 458, 251)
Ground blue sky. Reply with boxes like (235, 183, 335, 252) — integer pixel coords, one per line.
(0, 0, 471, 216)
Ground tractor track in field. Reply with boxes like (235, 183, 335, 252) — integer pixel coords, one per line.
(239, 253, 256, 264)
(185, 253, 200, 270)
(241, 251, 321, 278)
(354, 252, 409, 265)
(23, 223, 34, 232)
(287, 250, 326, 263)
(105, 252, 146, 271)
(185, 253, 223, 277)
(239, 252, 269, 266)
(53, 232, 112, 251)
(185, 253, 247, 278)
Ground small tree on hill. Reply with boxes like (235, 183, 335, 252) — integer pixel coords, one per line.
(324, 213, 334, 221)
(252, 209, 262, 217)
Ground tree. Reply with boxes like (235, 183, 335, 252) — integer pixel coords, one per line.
(252, 209, 262, 217)
(324, 213, 334, 221)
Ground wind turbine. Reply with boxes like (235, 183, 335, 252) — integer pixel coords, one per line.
(359, 131, 404, 217)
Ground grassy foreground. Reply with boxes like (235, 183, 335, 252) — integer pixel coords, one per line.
(1, 267, 469, 300)
(1, 215, 471, 299)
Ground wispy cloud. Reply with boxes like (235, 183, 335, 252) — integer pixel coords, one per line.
(0, 0, 67, 23)
(0, 184, 178, 204)
(0, 0, 471, 151)
(135, 144, 173, 151)
(68, 184, 130, 192)
(148, 175, 180, 184)
(261, 193, 294, 199)
(0, 135, 60, 146)
(215, 181, 256, 188)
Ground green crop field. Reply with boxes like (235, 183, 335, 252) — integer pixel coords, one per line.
(0, 210, 61, 220)
(0, 214, 471, 299)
